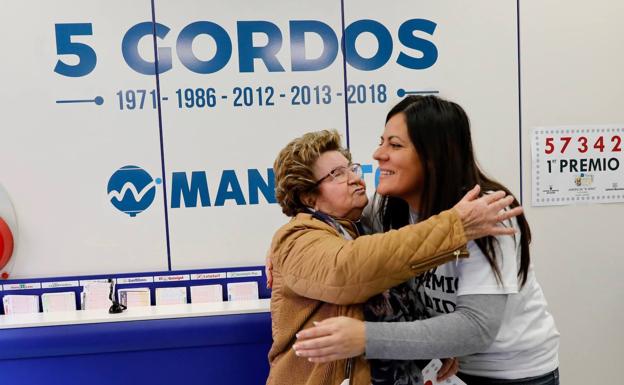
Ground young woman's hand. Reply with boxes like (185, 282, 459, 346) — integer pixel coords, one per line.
(292, 316, 365, 362)
(454, 185, 523, 241)
(437, 357, 459, 381)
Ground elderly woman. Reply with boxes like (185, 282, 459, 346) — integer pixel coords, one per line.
(266, 129, 521, 385)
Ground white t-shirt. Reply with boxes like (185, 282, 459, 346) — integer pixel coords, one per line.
(418, 215, 560, 379)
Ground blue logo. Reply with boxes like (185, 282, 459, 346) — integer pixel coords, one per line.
(107, 166, 161, 217)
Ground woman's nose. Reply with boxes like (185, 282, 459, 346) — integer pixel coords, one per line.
(346, 168, 360, 181)
(373, 146, 386, 161)
(348, 172, 365, 187)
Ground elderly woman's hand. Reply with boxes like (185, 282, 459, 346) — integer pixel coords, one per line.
(292, 316, 366, 362)
(453, 185, 523, 241)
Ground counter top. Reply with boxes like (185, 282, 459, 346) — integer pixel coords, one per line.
(0, 298, 270, 329)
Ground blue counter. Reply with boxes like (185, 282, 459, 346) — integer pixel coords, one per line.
(0, 300, 272, 385)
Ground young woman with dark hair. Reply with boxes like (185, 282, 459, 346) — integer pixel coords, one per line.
(379, 96, 530, 287)
(293, 96, 560, 385)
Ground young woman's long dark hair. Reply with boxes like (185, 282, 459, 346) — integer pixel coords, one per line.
(377, 95, 531, 286)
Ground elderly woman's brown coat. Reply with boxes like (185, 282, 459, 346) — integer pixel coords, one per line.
(266, 209, 468, 385)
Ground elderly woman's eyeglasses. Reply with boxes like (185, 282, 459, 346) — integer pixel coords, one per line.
(315, 163, 363, 185)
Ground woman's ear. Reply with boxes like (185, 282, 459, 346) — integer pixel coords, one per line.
(301, 192, 316, 209)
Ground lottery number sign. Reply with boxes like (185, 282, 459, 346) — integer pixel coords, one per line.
(532, 126, 624, 206)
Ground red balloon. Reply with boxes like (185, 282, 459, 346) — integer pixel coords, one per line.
(0, 217, 13, 271)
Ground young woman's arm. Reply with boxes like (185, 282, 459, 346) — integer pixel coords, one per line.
(365, 294, 506, 359)
(292, 293, 507, 361)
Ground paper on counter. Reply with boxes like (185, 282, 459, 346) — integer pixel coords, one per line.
(82, 282, 113, 310)
(190, 284, 223, 303)
(118, 288, 151, 308)
(226, 281, 258, 301)
(155, 287, 187, 306)
(3, 295, 39, 314)
(42, 292, 76, 312)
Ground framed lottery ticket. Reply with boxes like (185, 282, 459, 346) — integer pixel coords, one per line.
(532, 126, 624, 206)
